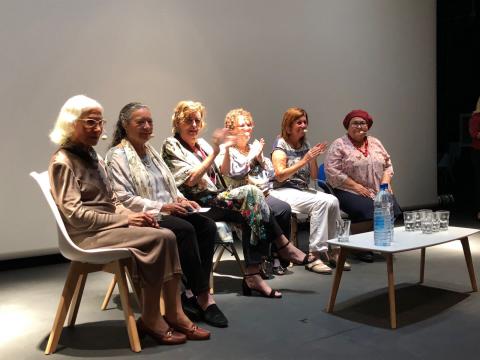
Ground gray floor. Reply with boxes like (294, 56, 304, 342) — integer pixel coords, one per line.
(2, 228, 480, 360)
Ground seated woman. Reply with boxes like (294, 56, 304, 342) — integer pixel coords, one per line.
(216, 108, 292, 275)
(270, 107, 348, 274)
(162, 100, 313, 298)
(48, 95, 209, 345)
(324, 109, 401, 261)
(105, 102, 227, 328)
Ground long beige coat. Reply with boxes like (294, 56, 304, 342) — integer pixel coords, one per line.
(49, 146, 182, 286)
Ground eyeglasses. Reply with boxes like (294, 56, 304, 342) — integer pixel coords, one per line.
(350, 121, 368, 128)
(134, 119, 153, 128)
(183, 117, 202, 126)
(78, 118, 107, 129)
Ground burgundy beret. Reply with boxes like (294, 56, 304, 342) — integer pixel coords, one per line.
(343, 109, 373, 129)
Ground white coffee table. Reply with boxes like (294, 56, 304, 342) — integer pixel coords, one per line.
(326, 226, 479, 329)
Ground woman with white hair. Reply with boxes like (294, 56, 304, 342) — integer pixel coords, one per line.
(48, 95, 210, 345)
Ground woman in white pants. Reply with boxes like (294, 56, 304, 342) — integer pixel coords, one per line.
(270, 107, 350, 274)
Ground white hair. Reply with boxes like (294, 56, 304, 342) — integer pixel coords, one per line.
(49, 95, 103, 145)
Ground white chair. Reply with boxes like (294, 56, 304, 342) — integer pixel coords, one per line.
(30, 171, 142, 354)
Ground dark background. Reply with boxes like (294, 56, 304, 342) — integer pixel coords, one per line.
(437, 0, 480, 214)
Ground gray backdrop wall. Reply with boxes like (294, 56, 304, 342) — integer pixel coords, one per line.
(0, 0, 436, 260)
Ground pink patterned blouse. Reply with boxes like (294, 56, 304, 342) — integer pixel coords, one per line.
(325, 135, 394, 195)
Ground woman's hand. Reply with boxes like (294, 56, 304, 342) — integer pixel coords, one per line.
(303, 142, 328, 162)
(177, 197, 201, 210)
(354, 183, 375, 198)
(212, 128, 236, 151)
(161, 203, 189, 216)
(128, 212, 159, 228)
(253, 138, 265, 161)
(186, 200, 201, 210)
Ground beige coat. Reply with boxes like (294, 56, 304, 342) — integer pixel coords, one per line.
(49, 146, 182, 286)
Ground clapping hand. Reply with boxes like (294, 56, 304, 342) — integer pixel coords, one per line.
(250, 138, 265, 161)
(212, 128, 237, 150)
(304, 142, 328, 162)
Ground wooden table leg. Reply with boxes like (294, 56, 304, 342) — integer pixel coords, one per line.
(326, 247, 347, 313)
(419, 248, 425, 283)
(460, 237, 478, 292)
(386, 254, 397, 329)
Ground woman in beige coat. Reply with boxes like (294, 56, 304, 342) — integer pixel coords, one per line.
(48, 95, 210, 345)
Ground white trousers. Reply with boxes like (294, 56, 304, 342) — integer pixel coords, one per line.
(269, 188, 341, 253)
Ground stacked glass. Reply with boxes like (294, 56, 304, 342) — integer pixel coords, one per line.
(403, 210, 450, 233)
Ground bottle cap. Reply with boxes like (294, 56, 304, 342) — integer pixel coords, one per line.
(380, 183, 388, 191)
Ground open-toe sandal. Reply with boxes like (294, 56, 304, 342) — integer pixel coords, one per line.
(242, 273, 282, 298)
(277, 240, 315, 266)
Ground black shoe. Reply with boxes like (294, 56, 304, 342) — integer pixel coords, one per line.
(201, 304, 229, 328)
(181, 293, 202, 321)
(355, 251, 374, 263)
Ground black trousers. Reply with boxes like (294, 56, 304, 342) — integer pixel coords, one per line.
(266, 195, 292, 256)
(159, 213, 216, 295)
(266, 195, 292, 239)
(204, 206, 284, 267)
(333, 188, 402, 223)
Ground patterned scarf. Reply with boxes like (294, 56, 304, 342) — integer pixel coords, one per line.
(120, 139, 180, 200)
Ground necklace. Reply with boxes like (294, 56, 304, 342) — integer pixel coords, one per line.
(235, 145, 250, 155)
(348, 135, 369, 157)
(141, 154, 153, 168)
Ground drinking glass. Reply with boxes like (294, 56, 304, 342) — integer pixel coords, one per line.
(336, 219, 351, 242)
(421, 210, 433, 234)
(403, 211, 415, 231)
(414, 211, 423, 231)
(432, 212, 440, 232)
(437, 210, 450, 231)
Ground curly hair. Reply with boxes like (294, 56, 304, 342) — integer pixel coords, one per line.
(281, 107, 308, 140)
(49, 95, 103, 145)
(171, 100, 206, 134)
(224, 108, 254, 130)
(109, 102, 149, 148)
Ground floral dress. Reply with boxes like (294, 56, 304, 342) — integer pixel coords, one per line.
(162, 135, 271, 245)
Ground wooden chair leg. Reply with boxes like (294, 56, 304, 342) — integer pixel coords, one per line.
(290, 214, 298, 248)
(326, 247, 347, 313)
(230, 244, 245, 275)
(125, 265, 142, 310)
(67, 272, 87, 327)
(113, 261, 141, 353)
(159, 290, 166, 316)
(212, 246, 226, 272)
(419, 248, 426, 283)
(45, 262, 82, 355)
(386, 254, 397, 329)
(101, 277, 117, 310)
(460, 237, 478, 292)
(209, 269, 215, 295)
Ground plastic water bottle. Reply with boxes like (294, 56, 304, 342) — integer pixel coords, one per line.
(374, 183, 393, 246)
(381, 184, 395, 233)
